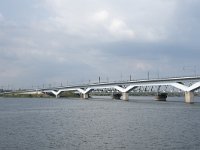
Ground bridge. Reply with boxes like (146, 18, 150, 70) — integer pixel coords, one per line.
(41, 76, 200, 104)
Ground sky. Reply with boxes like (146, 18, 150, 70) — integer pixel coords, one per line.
(0, 0, 200, 89)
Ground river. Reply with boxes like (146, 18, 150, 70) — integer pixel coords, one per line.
(0, 96, 200, 150)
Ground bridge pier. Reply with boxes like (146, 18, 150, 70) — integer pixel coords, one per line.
(121, 92, 129, 101)
(84, 93, 89, 99)
(51, 91, 61, 98)
(55, 94, 59, 98)
(81, 93, 89, 99)
(185, 91, 194, 104)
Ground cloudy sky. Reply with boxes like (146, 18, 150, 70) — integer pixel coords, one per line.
(0, 0, 200, 89)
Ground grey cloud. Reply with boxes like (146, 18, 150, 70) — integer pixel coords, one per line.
(0, 0, 200, 88)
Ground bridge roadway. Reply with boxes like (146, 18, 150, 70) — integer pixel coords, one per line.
(41, 76, 200, 103)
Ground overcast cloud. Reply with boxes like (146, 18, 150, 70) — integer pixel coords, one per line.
(0, 0, 200, 89)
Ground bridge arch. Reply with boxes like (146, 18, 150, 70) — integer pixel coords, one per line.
(41, 76, 200, 103)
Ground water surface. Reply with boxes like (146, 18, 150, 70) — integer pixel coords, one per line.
(0, 97, 200, 150)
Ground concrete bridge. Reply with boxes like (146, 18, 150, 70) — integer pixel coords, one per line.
(41, 76, 200, 103)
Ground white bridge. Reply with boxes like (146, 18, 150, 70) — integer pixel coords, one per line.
(41, 76, 200, 103)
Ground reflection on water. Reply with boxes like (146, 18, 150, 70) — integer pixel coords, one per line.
(0, 97, 200, 150)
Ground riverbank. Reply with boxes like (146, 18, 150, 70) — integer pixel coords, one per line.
(0, 91, 80, 98)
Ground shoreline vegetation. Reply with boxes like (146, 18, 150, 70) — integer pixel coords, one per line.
(0, 91, 80, 98)
(1, 91, 200, 98)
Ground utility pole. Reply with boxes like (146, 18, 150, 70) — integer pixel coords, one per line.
(106, 77, 109, 83)
(99, 76, 100, 83)
(147, 72, 150, 80)
(157, 70, 160, 79)
(183, 66, 197, 76)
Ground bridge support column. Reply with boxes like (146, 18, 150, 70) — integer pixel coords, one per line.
(121, 92, 129, 101)
(185, 91, 194, 104)
(55, 94, 59, 98)
(83, 93, 89, 99)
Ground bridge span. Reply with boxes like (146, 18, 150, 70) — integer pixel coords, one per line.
(42, 76, 200, 103)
